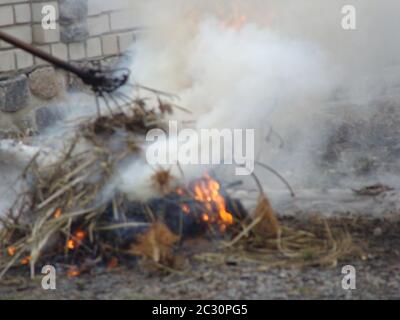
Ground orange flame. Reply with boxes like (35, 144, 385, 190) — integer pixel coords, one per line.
(67, 239, 75, 250)
(7, 246, 16, 256)
(176, 187, 185, 196)
(67, 230, 86, 250)
(182, 204, 190, 214)
(53, 208, 62, 219)
(217, 2, 247, 30)
(226, 13, 247, 30)
(194, 174, 234, 230)
(67, 266, 80, 277)
(75, 230, 86, 241)
(20, 256, 31, 265)
(107, 257, 118, 270)
(202, 213, 210, 222)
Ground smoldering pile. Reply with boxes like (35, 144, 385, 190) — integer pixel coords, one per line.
(0, 94, 355, 280)
(0, 96, 245, 277)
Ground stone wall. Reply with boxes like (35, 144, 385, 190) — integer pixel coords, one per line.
(0, 0, 137, 134)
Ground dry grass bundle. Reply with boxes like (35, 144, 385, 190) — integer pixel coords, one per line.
(252, 194, 280, 240)
(152, 169, 176, 195)
(197, 193, 355, 268)
(129, 222, 180, 267)
(0, 97, 172, 279)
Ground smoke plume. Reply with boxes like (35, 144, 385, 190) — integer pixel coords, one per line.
(117, 0, 400, 196)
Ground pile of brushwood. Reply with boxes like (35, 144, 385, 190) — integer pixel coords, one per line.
(0, 96, 356, 280)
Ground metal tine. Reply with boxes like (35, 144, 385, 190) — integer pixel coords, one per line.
(112, 92, 132, 106)
(115, 91, 138, 106)
(95, 94, 102, 117)
(99, 92, 115, 116)
(125, 82, 179, 100)
(106, 92, 125, 114)
(111, 94, 132, 113)
(113, 92, 139, 112)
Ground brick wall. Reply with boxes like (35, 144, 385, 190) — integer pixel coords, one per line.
(0, 0, 137, 73)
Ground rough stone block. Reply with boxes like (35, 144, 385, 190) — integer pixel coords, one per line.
(0, 74, 30, 113)
(35, 105, 63, 131)
(28, 67, 65, 100)
(14, 114, 36, 134)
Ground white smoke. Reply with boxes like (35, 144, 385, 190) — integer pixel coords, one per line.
(2, 0, 400, 211)
(114, 0, 400, 197)
(115, 0, 400, 197)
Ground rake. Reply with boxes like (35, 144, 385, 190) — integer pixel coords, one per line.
(0, 30, 139, 116)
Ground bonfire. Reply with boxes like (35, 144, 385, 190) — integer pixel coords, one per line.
(0, 94, 354, 279)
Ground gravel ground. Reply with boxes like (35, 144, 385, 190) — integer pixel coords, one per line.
(2, 79, 400, 301)
(1, 216, 399, 300)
